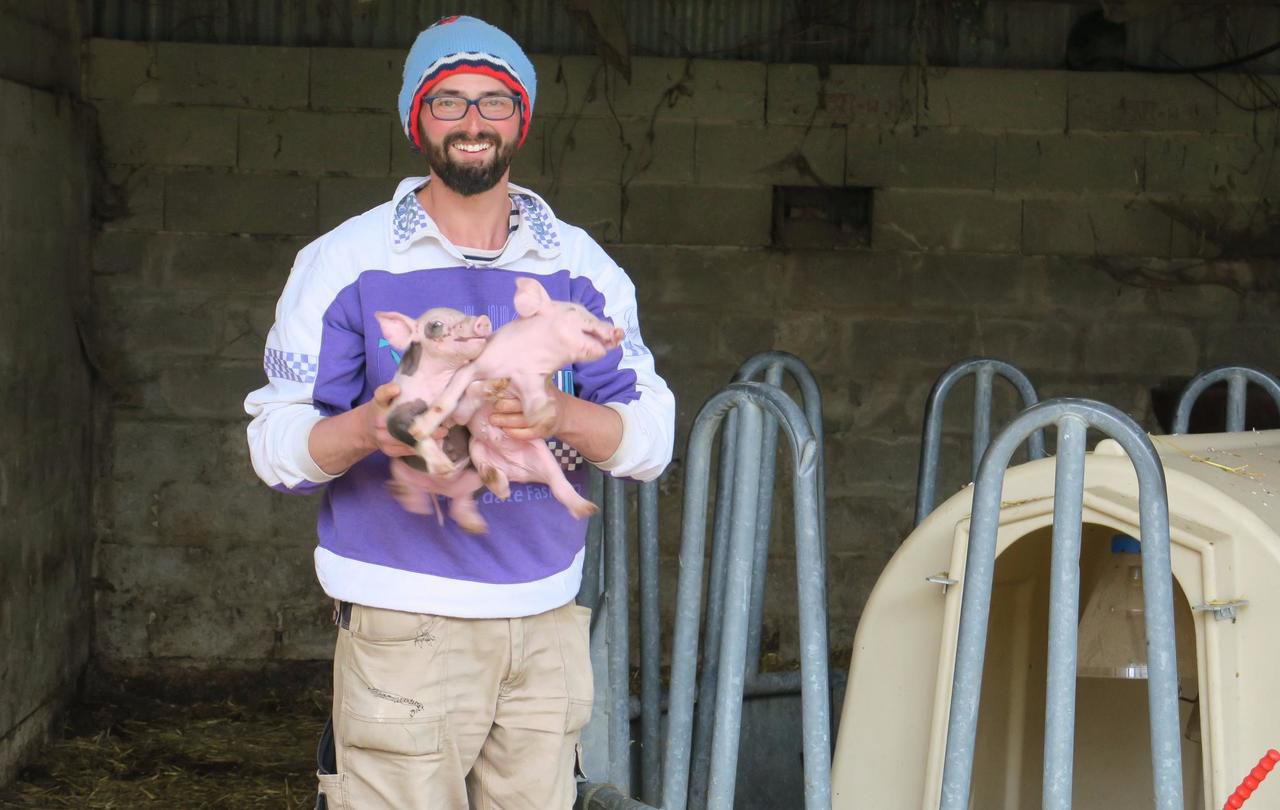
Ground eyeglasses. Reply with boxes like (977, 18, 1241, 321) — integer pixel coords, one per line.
(423, 95, 520, 121)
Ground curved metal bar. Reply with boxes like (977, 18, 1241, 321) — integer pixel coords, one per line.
(663, 382, 829, 810)
(687, 413, 739, 810)
(938, 398, 1184, 810)
(914, 358, 1045, 527)
(1172, 364, 1280, 434)
(637, 480, 663, 806)
(605, 474, 632, 794)
(731, 352, 827, 682)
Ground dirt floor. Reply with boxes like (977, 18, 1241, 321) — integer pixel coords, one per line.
(0, 670, 330, 809)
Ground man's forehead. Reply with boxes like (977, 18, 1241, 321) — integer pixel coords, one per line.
(430, 73, 510, 95)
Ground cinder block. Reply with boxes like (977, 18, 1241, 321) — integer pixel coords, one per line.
(221, 299, 278, 361)
(779, 250, 911, 313)
(84, 39, 154, 102)
(963, 318, 1082, 375)
(92, 41, 309, 108)
(1068, 72, 1216, 133)
(610, 245, 788, 311)
(318, 176, 396, 231)
(165, 172, 317, 235)
(545, 117, 693, 184)
(698, 123, 845, 186)
(535, 55, 765, 124)
(539, 182, 622, 244)
(1145, 136, 1268, 195)
(151, 360, 269, 419)
(611, 58, 767, 124)
(622, 185, 772, 246)
(162, 42, 309, 108)
(1201, 320, 1280, 371)
(770, 312, 851, 375)
(846, 316, 975, 382)
(872, 190, 1021, 253)
(996, 133, 1145, 193)
(848, 128, 995, 189)
(93, 231, 305, 291)
(540, 121, 614, 185)
(97, 105, 237, 167)
(1166, 197, 1278, 259)
(2, 12, 78, 92)
(767, 63, 916, 128)
(1211, 74, 1280, 136)
(825, 494, 916, 555)
(825, 432, 923, 496)
(538, 55, 613, 119)
(97, 165, 164, 231)
(239, 110, 390, 176)
(1023, 256, 1150, 316)
(1022, 198, 1171, 257)
(917, 67, 1067, 131)
(310, 47, 403, 111)
(642, 312, 725, 366)
(906, 253, 1035, 314)
(1081, 322, 1199, 376)
(94, 280, 222, 358)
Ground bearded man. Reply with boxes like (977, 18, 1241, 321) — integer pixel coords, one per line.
(243, 15, 675, 809)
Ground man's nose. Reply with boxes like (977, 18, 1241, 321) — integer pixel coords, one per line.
(458, 103, 487, 131)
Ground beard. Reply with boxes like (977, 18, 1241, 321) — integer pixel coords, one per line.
(424, 131, 516, 196)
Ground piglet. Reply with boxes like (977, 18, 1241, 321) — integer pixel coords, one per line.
(406, 277, 624, 481)
(399, 275, 619, 476)
(376, 307, 492, 533)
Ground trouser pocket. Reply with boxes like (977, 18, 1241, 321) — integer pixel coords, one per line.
(315, 716, 347, 810)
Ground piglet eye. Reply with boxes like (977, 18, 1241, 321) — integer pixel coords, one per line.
(426, 320, 446, 338)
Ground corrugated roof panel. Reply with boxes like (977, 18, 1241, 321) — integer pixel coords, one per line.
(88, 0, 1280, 73)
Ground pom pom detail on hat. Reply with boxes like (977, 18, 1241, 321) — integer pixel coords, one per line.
(399, 16, 537, 150)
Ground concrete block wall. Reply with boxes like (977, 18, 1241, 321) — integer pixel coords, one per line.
(85, 39, 1280, 671)
(0, 0, 94, 785)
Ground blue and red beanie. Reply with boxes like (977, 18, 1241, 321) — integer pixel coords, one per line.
(399, 16, 537, 150)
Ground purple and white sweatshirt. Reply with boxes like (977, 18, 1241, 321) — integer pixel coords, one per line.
(245, 177, 675, 618)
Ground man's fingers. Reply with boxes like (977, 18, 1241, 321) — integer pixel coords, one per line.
(373, 382, 401, 410)
(491, 397, 523, 413)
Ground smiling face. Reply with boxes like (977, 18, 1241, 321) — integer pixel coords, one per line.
(418, 73, 521, 196)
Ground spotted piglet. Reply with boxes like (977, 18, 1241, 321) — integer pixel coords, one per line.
(408, 277, 624, 520)
(375, 307, 492, 533)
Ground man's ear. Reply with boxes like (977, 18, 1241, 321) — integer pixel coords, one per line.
(374, 311, 418, 351)
(513, 277, 551, 318)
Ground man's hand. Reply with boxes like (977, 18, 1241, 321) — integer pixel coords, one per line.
(487, 382, 563, 441)
(368, 382, 418, 458)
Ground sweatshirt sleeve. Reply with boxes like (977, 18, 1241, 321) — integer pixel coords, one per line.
(243, 236, 367, 493)
(568, 240, 676, 482)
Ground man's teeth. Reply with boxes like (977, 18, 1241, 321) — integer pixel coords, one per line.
(453, 142, 491, 153)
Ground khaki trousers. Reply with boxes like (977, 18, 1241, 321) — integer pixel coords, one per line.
(316, 600, 593, 810)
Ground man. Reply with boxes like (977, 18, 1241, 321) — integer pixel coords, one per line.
(244, 15, 675, 809)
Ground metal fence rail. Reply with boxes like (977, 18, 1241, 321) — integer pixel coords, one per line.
(1172, 364, 1280, 434)
(687, 352, 826, 809)
(938, 398, 1184, 810)
(663, 382, 830, 810)
(914, 358, 1045, 526)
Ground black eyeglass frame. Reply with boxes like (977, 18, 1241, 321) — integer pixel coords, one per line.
(422, 94, 522, 121)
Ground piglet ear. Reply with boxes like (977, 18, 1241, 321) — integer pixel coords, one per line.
(512, 277, 551, 318)
(375, 311, 417, 351)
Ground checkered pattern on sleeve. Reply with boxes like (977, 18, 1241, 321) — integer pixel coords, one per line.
(264, 348, 319, 384)
(547, 439, 584, 471)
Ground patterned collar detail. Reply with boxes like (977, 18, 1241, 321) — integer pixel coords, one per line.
(511, 193, 561, 251)
(390, 184, 561, 255)
(392, 190, 432, 248)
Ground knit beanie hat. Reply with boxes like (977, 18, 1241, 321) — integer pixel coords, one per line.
(399, 15, 537, 150)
